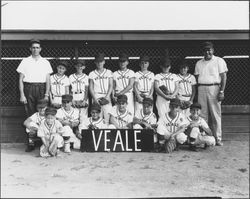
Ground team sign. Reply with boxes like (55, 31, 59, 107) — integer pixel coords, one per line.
(80, 129, 154, 152)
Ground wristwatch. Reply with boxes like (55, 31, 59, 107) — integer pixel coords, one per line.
(219, 90, 224, 94)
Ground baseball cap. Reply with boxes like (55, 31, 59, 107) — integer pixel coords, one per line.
(117, 94, 128, 103)
(74, 59, 86, 67)
(36, 99, 48, 109)
(95, 53, 105, 62)
(170, 98, 181, 106)
(91, 103, 101, 112)
(62, 94, 73, 102)
(119, 53, 129, 62)
(143, 97, 153, 106)
(140, 55, 150, 62)
(160, 57, 171, 68)
(190, 102, 202, 110)
(202, 41, 214, 49)
(30, 39, 40, 45)
(45, 107, 57, 116)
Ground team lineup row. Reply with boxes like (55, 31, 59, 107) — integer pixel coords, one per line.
(17, 39, 228, 157)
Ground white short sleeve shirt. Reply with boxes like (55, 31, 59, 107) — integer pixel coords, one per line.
(135, 109, 157, 125)
(69, 73, 89, 94)
(177, 74, 196, 97)
(50, 74, 70, 96)
(16, 56, 53, 83)
(194, 55, 228, 84)
(135, 71, 155, 93)
(56, 107, 80, 123)
(110, 106, 133, 128)
(37, 120, 63, 138)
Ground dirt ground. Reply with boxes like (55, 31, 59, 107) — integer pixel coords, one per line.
(1, 136, 249, 198)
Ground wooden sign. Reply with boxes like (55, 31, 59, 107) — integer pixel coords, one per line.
(80, 129, 154, 152)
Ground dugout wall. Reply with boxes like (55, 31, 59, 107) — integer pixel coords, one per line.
(1, 30, 249, 142)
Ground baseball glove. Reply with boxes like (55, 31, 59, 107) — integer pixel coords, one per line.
(159, 85, 170, 95)
(88, 124, 98, 130)
(74, 100, 88, 108)
(180, 100, 191, 110)
(98, 97, 109, 106)
(165, 137, 177, 153)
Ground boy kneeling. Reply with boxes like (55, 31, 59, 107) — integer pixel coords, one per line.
(186, 102, 216, 151)
(156, 98, 189, 153)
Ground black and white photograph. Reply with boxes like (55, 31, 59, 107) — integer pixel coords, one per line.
(1, 1, 249, 198)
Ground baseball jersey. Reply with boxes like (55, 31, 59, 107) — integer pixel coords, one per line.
(88, 69, 113, 94)
(110, 106, 133, 128)
(135, 71, 155, 94)
(194, 55, 228, 84)
(113, 69, 135, 93)
(186, 116, 209, 129)
(37, 119, 63, 139)
(50, 74, 70, 96)
(29, 112, 45, 125)
(69, 73, 89, 94)
(158, 112, 189, 134)
(155, 73, 179, 94)
(79, 117, 108, 130)
(56, 107, 80, 123)
(177, 74, 196, 97)
(135, 109, 157, 125)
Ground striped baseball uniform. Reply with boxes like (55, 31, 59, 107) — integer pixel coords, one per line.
(110, 106, 133, 128)
(50, 74, 70, 105)
(155, 73, 179, 118)
(79, 117, 109, 131)
(186, 116, 216, 146)
(157, 112, 189, 144)
(177, 73, 196, 116)
(113, 69, 135, 115)
(134, 71, 155, 114)
(89, 69, 113, 123)
(69, 73, 89, 118)
(37, 119, 64, 157)
(25, 112, 45, 133)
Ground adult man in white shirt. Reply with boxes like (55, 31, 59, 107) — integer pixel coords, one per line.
(16, 39, 53, 117)
(194, 41, 228, 146)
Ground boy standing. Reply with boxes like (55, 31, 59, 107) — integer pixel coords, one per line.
(37, 107, 64, 157)
(69, 60, 89, 119)
(89, 53, 113, 124)
(157, 98, 189, 153)
(185, 102, 216, 151)
(23, 99, 48, 152)
(154, 57, 179, 118)
(134, 56, 155, 115)
(50, 61, 70, 108)
(113, 53, 135, 116)
(177, 60, 196, 117)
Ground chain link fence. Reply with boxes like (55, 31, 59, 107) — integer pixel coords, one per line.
(1, 40, 249, 106)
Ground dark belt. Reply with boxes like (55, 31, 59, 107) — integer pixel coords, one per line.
(181, 94, 191, 97)
(24, 82, 46, 86)
(198, 83, 220, 86)
(74, 92, 83, 94)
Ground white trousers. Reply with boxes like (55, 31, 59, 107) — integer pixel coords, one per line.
(156, 96, 170, 118)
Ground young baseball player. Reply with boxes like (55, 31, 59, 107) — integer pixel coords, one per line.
(177, 60, 196, 117)
(113, 53, 135, 116)
(154, 57, 179, 118)
(78, 103, 113, 133)
(134, 56, 155, 115)
(23, 99, 48, 152)
(89, 53, 113, 124)
(69, 60, 89, 120)
(185, 102, 216, 151)
(37, 107, 64, 157)
(50, 61, 70, 108)
(56, 94, 80, 153)
(133, 98, 158, 144)
(109, 94, 134, 129)
(157, 98, 189, 153)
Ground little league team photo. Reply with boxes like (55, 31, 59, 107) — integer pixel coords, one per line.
(19, 39, 226, 156)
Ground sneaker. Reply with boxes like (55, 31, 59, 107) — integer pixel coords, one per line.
(216, 140, 223, 146)
(25, 145, 35, 152)
(70, 142, 74, 149)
